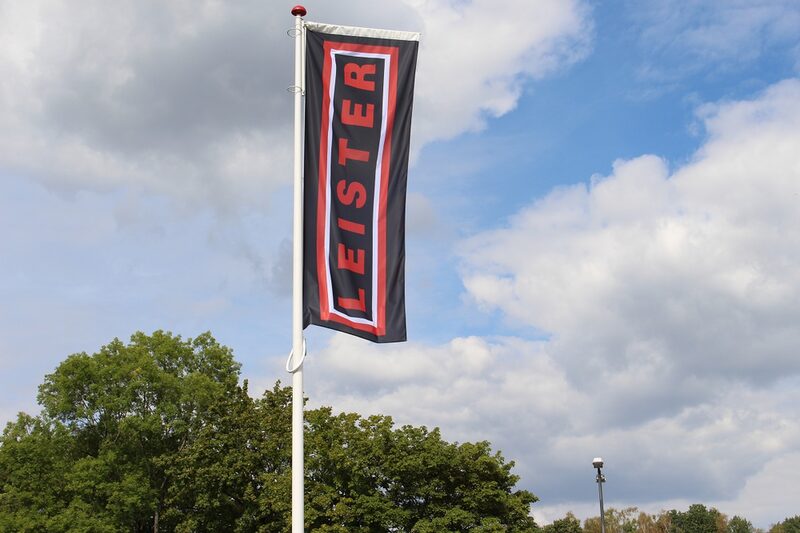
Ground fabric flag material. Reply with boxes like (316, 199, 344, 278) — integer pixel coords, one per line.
(302, 22, 419, 343)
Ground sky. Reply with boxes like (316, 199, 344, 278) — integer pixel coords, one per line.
(1, 0, 799, 528)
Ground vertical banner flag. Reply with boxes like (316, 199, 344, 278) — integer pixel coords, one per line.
(303, 23, 419, 343)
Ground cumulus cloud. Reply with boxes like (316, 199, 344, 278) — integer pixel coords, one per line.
(461, 79, 800, 389)
(306, 334, 580, 461)
(457, 77, 800, 498)
(300, 79, 800, 517)
(0, 1, 296, 210)
(408, 0, 591, 144)
(0, 0, 589, 210)
(306, 335, 800, 509)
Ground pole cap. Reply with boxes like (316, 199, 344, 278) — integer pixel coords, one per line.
(291, 5, 307, 17)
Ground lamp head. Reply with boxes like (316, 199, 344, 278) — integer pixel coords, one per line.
(592, 457, 604, 469)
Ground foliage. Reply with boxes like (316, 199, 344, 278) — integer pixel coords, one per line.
(544, 512, 584, 533)
(304, 408, 537, 532)
(770, 516, 800, 533)
(559, 506, 798, 533)
(2, 330, 242, 532)
(635, 510, 673, 533)
(584, 507, 645, 533)
(0, 414, 77, 531)
(728, 516, 755, 533)
(0, 331, 537, 532)
(668, 504, 727, 533)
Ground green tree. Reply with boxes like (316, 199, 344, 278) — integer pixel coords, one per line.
(159, 382, 293, 532)
(1, 331, 538, 532)
(585, 507, 642, 533)
(728, 516, 755, 533)
(543, 512, 584, 533)
(2, 330, 243, 531)
(770, 516, 800, 533)
(669, 504, 727, 533)
(638, 510, 673, 533)
(0, 413, 82, 531)
(304, 408, 537, 532)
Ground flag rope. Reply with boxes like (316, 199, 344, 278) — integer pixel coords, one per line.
(285, 337, 308, 374)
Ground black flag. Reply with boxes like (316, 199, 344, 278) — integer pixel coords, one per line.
(302, 23, 419, 343)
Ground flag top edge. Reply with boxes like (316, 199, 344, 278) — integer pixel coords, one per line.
(305, 21, 420, 42)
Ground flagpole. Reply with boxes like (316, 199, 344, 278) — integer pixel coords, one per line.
(290, 5, 307, 533)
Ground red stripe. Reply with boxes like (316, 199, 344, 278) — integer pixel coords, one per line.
(377, 47, 399, 337)
(316, 41, 335, 322)
(327, 311, 383, 334)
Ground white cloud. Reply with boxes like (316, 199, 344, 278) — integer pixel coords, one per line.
(535, 448, 800, 530)
(306, 334, 580, 451)
(409, 0, 591, 144)
(456, 77, 800, 506)
(461, 79, 800, 389)
(0, 0, 590, 209)
(296, 79, 800, 523)
(719, 450, 800, 528)
(0, 0, 296, 210)
(306, 333, 800, 522)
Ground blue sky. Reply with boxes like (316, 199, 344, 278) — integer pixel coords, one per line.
(2, 0, 800, 527)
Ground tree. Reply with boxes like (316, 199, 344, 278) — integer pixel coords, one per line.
(1, 331, 243, 531)
(159, 382, 293, 532)
(544, 512, 584, 533)
(1, 331, 538, 532)
(304, 408, 538, 532)
(584, 507, 642, 533)
(770, 516, 800, 533)
(0, 413, 81, 531)
(728, 516, 755, 533)
(669, 504, 727, 533)
(639, 510, 674, 533)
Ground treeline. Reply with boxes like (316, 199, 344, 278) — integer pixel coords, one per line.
(2, 331, 796, 532)
(0, 331, 537, 532)
(544, 506, 800, 533)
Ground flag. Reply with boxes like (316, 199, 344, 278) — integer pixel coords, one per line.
(302, 22, 419, 343)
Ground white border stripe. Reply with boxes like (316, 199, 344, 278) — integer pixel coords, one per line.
(323, 49, 392, 327)
(306, 22, 419, 42)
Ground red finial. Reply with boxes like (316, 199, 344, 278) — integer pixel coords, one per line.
(291, 5, 307, 17)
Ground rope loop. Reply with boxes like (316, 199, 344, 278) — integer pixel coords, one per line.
(286, 337, 307, 373)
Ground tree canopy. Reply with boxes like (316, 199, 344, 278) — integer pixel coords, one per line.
(769, 516, 800, 533)
(559, 506, 795, 533)
(0, 331, 537, 532)
(542, 512, 583, 533)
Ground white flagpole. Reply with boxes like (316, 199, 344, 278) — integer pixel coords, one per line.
(290, 5, 307, 533)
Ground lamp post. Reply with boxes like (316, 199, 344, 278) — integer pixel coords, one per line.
(593, 457, 606, 533)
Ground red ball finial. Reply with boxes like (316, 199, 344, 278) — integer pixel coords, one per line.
(291, 5, 307, 17)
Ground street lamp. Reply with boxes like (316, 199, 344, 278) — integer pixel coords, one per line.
(593, 458, 606, 533)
